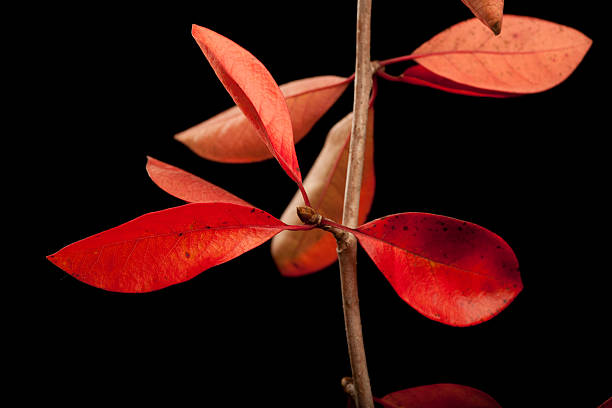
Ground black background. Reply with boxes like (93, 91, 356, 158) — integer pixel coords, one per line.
(29, 1, 608, 407)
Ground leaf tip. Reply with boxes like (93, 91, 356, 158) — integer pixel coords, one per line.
(173, 130, 187, 143)
(490, 17, 502, 35)
(483, 8, 503, 35)
(191, 24, 212, 45)
(46, 252, 60, 268)
(191, 24, 216, 44)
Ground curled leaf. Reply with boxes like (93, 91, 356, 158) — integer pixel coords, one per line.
(413, 15, 591, 94)
(354, 213, 522, 326)
(47, 203, 309, 293)
(271, 109, 375, 277)
(176, 75, 351, 163)
(189, 25, 308, 202)
(460, 0, 504, 35)
(379, 383, 501, 408)
(146, 156, 250, 206)
(398, 65, 517, 98)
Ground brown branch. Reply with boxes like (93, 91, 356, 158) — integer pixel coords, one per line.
(337, 0, 374, 407)
(297, 2, 374, 404)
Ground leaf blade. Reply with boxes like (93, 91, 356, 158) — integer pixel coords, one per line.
(189, 25, 307, 195)
(380, 383, 502, 408)
(47, 203, 293, 293)
(413, 15, 592, 94)
(271, 109, 375, 277)
(355, 213, 521, 326)
(176, 75, 351, 163)
(146, 156, 250, 206)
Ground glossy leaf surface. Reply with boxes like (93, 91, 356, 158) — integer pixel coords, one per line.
(176, 75, 350, 163)
(271, 109, 375, 277)
(413, 15, 591, 94)
(146, 156, 250, 206)
(379, 384, 501, 408)
(190, 25, 305, 193)
(398, 65, 516, 98)
(47, 203, 304, 292)
(354, 213, 521, 326)
(460, 0, 504, 35)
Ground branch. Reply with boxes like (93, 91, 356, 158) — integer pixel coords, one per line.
(338, 0, 374, 407)
(297, 4, 374, 406)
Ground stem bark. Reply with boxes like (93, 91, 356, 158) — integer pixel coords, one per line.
(336, 0, 374, 407)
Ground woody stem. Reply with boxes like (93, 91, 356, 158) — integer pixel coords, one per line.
(338, 0, 374, 406)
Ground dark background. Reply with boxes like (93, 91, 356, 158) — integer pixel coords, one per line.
(28, 1, 607, 406)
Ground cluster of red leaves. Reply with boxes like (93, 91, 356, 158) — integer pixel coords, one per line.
(48, 8, 590, 406)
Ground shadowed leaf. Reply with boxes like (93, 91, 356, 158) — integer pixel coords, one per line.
(176, 76, 351, 163)
(146, 156, 250, 206)
(354, 213, 522, 326)
(271, 109, 375, 277)
(47, 203, 309, 293)
(398, 65, 517, 98)
(378, 383, 501, 408)
(413, 15, 591, 94)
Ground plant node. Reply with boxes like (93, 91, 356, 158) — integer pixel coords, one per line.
(371, 60, 382, 75)
(342, 376, 356, 398)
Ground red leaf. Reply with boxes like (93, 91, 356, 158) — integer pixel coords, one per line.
(378, 383, 501, 408)
(146, 156, 250, 206)
(190, 25, 309, 204)
(599, 397, 612, 408)
(271, 109, 375, 277)
(460, 0, 504, 35)
(354, 213, 521, 326)
(399, 65, 517, 98)
(47, 203, 309, 293)
(413, 15, 591, 94)
(176, 75, 351, 163)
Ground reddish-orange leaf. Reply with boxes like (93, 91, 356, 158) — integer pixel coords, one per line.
(146, 156, 250, 206)
(460, 0, 504, 35)
(47, 203, 310, 293)
(176, 75, 351, 163)
(354, 213, 522, 326)
(378, 383, 501, 408)
(190, 25, 308, 203)
(413, 15, 592, 94)
(399, 65, 517, 98)
(271, 109, 375, 277)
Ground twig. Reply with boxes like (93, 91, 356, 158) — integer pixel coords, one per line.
(337, 0, 374, 406)
(297, 2, 374, 404)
